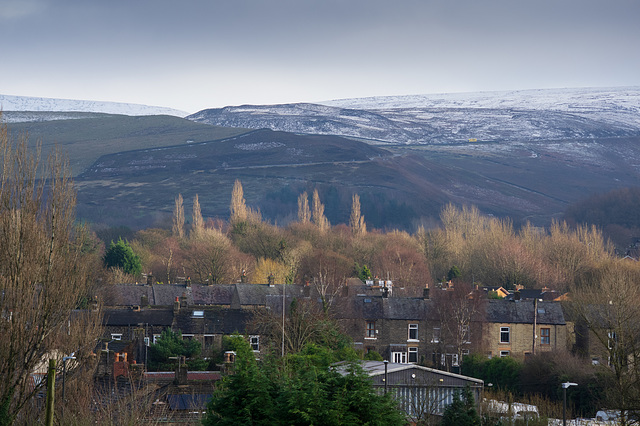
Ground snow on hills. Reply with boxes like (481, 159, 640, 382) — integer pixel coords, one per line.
(189, 87, 640, 145)
(0, 94, 188, 121)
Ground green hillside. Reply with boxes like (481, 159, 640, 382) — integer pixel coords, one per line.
(7, 114, 249, 176)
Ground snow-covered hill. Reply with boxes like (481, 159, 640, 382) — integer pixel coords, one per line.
(188, 87, 640, 144)
(0, 94, 188, 121)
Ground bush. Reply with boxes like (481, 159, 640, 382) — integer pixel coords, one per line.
(103, 237, 142, 276)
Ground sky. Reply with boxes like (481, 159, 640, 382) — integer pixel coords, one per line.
(1, 0, 639, 114)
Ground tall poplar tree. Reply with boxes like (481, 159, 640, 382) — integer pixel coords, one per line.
(191, 194, 204, 238)
(172, 193, 185, 238)
(349, 193, 366, 236)
(297, 191, 311, 224)
(229, 179, 248, 223)
(311, 189, 330, 233)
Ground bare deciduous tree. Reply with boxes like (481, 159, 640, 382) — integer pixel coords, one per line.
(311, 189, 330, 233)
(297, 191, 311, 224)
(349, 193, 366, 236)
(429, 283, 486, 371)
(172, 193, 185, 238)
(571, 260, 640, 424)
(299, 249, 351, 313)
(0, 118, 102, 424)
(230, 179, 248, 223)
(191, 194, 204, 238)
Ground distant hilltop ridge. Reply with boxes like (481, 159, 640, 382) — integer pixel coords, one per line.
(0, 94, 188, 118)
(189, 86, 640, 145)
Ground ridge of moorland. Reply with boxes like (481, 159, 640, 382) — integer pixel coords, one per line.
(3, 87, 640, 234)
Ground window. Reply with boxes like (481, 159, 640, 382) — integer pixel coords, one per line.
(392, 351, 407, 364)
(540, 328, 550, 345)
(144, 337, 150, 346)
(192, 310, 204, 318)
(182, 334, 194, 341)
(153, 334, 160, 344)
(432, 327, 441, 343)
(111, 333, 122, 341)
(500, 350, 510, 357)
(204, 335, 214, 348)
(408, 347, 418, 363)
(451, 353, 459, 366)
(408, 323, 419, 341)
(366, 321, 376, 338)
(500, 327, 510, 344)
(250, 335, 260, 352)
(608, 331, 617, 350)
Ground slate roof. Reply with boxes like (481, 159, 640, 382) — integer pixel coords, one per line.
(103, 309, 174, 327)
(173, 307, 254, 335)
(167, 394, 212, 410)
(333, 296, 431, 321)
(486, 300, 565, 325)
(382, 297, 428, 320)
(109, 283, 308, 308)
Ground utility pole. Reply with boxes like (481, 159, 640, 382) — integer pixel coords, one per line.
(45, 359, 56, 426)
(533, 298, 538, 355)
(282, 282, 286, 357)
(562, 382, 577, 426)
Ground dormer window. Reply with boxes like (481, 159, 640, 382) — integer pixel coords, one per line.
(192, 310, 204, 318)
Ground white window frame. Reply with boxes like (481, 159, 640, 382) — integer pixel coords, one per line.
(144, 336, 150, 346)
(451, 353, 459, 366)
(392, 351, 407, 364)
(408, 347, 418, 363)
(500, 350, 510, 357)
(500, 326, 510, 344)
(250, 335, 260, 352)
(111, 333, 122, 341)
(408, 323, 419, 341)
(192, 310, 204, 318)
(153, 334, 160, 344)
(182, 334, 194, 341)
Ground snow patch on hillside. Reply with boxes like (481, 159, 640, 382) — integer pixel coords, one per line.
(0, 94, 188, 121)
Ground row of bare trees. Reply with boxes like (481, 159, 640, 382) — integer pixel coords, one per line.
(127, 183, 617, 298)
(0, 117, 103, 424)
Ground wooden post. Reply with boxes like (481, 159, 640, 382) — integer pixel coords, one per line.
(45, 359, 56, 426)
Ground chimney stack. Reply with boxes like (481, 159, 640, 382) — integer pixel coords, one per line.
(423, 287, 430, 300)
(146, 273, 153, 286)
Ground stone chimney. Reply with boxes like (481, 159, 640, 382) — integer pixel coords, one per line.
(267, 273, 275, 287)
(514, 290, 521, 301)
(240, 269, 247, 283)
(382, 286, 389, 298)
(174, 296, 180, 313)
(174, 356, 188, 385)
(180, 292, 188, 308)
(146, 272, 153, 286)
(423, 287, 430, 300)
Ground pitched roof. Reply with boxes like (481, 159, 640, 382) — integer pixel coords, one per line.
(173, 307, 255, 335)
(486, 300, 565, 325)
(333, 296, 432, 321)
(108, 283, 307, 307)
(103, 308, 174, 326)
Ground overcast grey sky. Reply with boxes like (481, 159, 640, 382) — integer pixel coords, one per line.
(1, 0, 639, 113)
